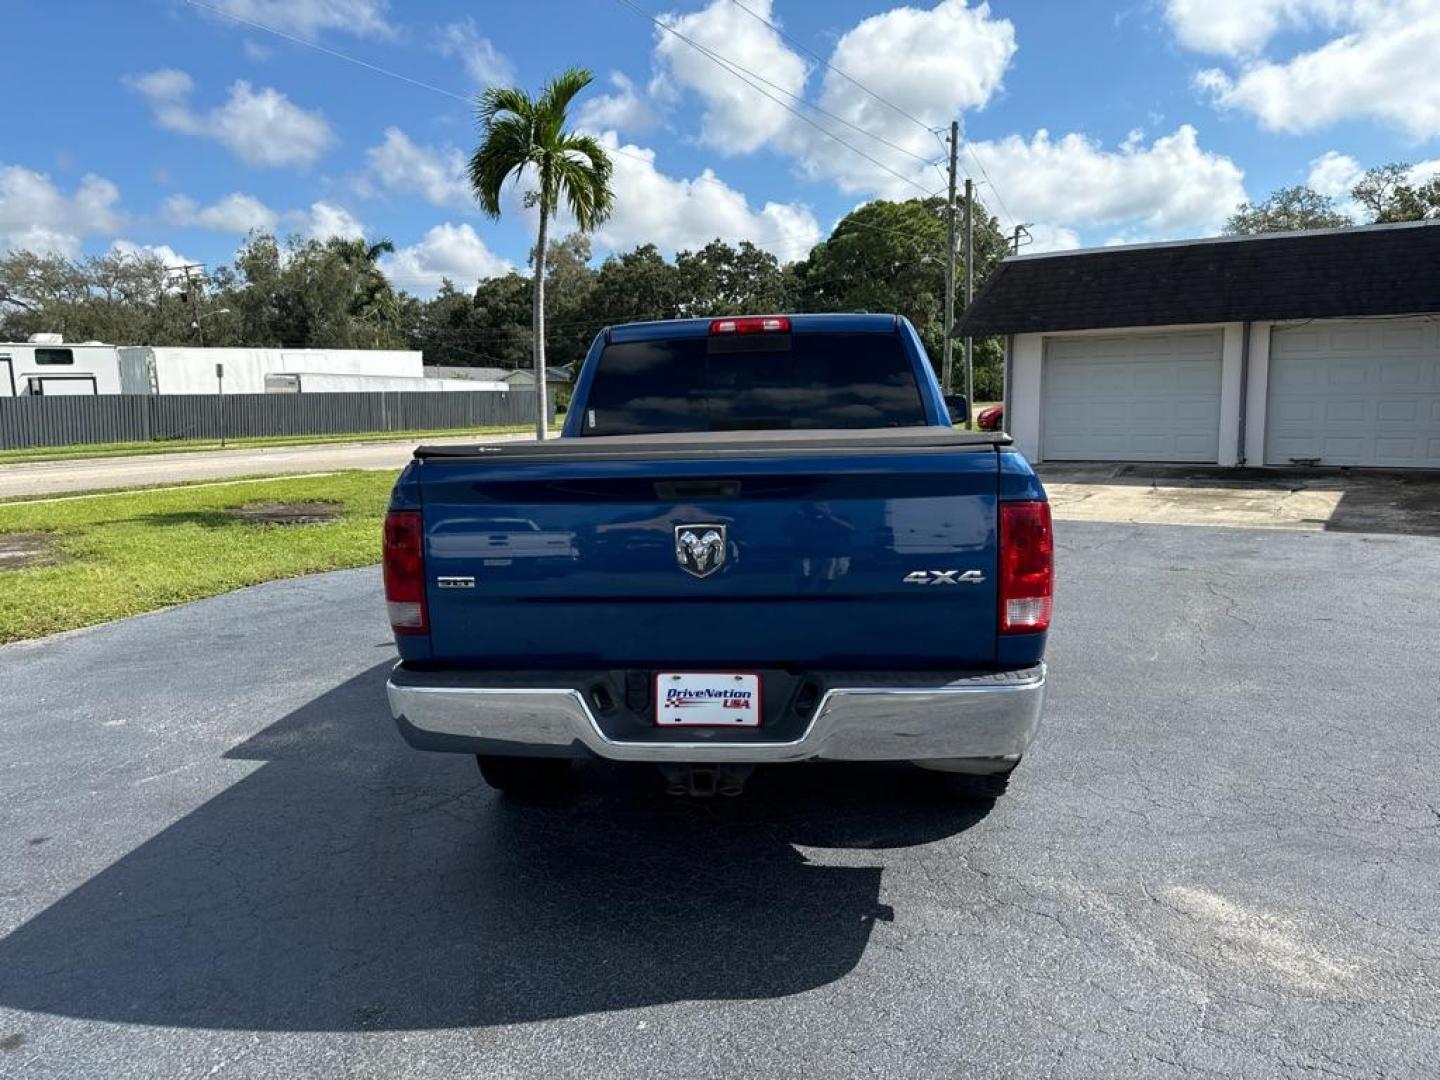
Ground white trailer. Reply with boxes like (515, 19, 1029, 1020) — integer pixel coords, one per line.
(116, 346, 424, 395)
(0, 340, 122, 396)
(263, 371, 508, 393)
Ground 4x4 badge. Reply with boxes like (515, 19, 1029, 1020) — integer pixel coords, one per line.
(903, 570, 985, 585)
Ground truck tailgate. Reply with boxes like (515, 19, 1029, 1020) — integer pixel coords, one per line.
(416, 431, 1003, 670)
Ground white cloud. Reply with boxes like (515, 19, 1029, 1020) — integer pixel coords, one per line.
(292, 201, 366, 241)
(589, 135, 821, 261)
(634, 0, 1244, 249)
(201, 0, 393, 39)
(652, 0, 809, 154)
(1306, 150, 1365, 198)
(615, 1, 1243, 251)
(362, 128, 473, 209)
(164, 192, 278, 233)
(576, 72, 658, 135)
(651, 0, 1015, 196)
(804, 0, 1016, 194)
(1019, 223, 1081, 254)
(110, 239, 193, 269)
(966, 124, 1247, 241)
(1164, 0, 1351, 56)
(436, 18, 515, 87)
(129, 69, 336, 168)
(0, 164, 124, 257)
(381, 223, 512, 295)
(1177, 1, 1440, 139)
(819, 1, 1015, 131)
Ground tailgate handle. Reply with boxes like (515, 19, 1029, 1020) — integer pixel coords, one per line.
(655, 480, 741, 500)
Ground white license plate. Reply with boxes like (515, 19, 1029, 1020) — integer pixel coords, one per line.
(655, 672, 762, 727)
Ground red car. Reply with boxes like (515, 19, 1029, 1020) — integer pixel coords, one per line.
(976, 403, 1004, 431)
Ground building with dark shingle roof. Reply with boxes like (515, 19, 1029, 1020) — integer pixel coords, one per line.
(953, 220, 1440, 468)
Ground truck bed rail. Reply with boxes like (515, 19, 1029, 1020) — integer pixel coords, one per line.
(414, 427, 1012, 463)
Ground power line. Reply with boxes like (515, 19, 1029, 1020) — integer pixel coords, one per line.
(611, 0, 936, 197)
(961, 143, 1018, 233)
(719, 0, 1022, 232)
(186, 0, 471, 103)
(628, 0, 942, 172)
(725, 0, 1024, 227)
(186, 0, 962, 253)
(183, 0, 764, 203)
(727, 0, 938, 140)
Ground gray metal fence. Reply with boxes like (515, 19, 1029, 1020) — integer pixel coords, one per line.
(0, 391, 545, 450)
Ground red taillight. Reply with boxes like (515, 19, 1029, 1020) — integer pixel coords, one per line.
(999, 501, 1053, 633)
(709, 316, 790, 334)
(383, 510, 427, 635)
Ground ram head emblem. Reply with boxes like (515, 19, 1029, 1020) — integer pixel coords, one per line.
(674, 524, 728, 578)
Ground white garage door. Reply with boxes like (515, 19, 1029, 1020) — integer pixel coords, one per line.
(1266, 318, 1440, 467)
(1041, 331, 1223, 462)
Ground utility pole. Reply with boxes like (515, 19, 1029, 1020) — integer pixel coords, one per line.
(963, 176, 974, 429)
(942, 120, 958, 399)
(1011, 223, 1032, 255)
(167, 263, 208, 344)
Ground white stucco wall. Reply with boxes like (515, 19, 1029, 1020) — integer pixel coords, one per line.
(1008, 333, 1045, 461)
(1242, 321, 1273, 466)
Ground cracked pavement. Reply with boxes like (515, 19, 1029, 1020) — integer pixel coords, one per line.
(0, 521, 1437, 1078)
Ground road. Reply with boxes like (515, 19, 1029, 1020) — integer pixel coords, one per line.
(0, 522, 1437, 1078)
(0, 435, 526, 500)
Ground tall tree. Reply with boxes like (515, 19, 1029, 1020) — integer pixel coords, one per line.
(585, 244, 682, 326)
(1224, 186, 1352, 234)
(675, 239, 788, 317)
(544, 233, 599, 369)
(324, 236, 398, 346)
(1351, 163, 1440, 223)
(468, 68, 614, 438)
(792, 197, 1008, 396)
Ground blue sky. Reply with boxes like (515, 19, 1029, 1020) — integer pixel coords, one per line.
(2, 0, 1436, 294)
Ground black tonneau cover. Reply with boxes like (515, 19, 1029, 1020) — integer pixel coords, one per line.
(414, 427, 1012, 463)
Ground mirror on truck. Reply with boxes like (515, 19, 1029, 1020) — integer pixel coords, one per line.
(943, 394, 969, 427)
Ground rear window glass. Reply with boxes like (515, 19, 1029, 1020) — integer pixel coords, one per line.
(581, 332, 927, 435)
(35, 348, 74, 365)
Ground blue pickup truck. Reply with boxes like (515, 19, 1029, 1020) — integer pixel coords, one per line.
(383, 314, 1051, 800)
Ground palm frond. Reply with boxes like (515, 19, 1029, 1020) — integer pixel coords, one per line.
(476, 85, 534, 130)
(535, 68, 594, 143)
(468, 115, 536, 218)
(551, 134, 615, 231)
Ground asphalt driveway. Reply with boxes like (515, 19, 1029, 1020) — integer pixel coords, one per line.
(0, 522, 1436, 1078)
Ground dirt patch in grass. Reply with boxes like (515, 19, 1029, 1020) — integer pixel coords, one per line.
(0, 532, 59, 571)
(225, 501, 343, 526)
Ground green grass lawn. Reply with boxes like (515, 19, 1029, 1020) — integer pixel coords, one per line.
(0, 424, 529, 465)
(0, 470, 397, 643)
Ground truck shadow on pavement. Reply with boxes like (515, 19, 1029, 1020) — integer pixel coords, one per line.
(0, 662, 989, 1032)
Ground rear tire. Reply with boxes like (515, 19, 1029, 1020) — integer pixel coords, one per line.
(476, 755, 574, 797)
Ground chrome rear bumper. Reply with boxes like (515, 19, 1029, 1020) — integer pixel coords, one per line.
(387, 665, 1045, 766)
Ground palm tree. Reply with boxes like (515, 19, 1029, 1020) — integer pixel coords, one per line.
(469, 68, 614, 439)
(325, 236, 399, 346)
